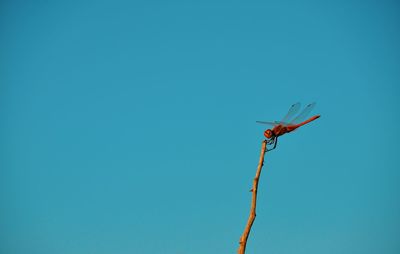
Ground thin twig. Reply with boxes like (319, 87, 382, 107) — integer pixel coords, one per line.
(237, 140, 267, 254)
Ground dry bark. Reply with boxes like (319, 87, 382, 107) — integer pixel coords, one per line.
(237, 140, 267, 254)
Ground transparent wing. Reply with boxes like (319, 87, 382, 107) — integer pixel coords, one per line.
(290, 102, 316, 124)
(280, 102, 301, 124)
(256, 121, 278, 126)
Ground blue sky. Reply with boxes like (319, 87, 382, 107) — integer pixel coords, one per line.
(1, 0, 399, 253)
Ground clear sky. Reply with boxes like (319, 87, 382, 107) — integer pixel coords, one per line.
(1, 0, 399, 253)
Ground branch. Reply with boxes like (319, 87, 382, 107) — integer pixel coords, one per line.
(237, 140, 267, 254)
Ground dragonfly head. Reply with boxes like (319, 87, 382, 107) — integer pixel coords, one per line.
(264, 129, 274, 139)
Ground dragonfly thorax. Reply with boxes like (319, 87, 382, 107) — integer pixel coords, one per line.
(271, 124, 289, 137)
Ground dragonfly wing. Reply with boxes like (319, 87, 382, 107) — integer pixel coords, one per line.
(290, 102, 316, 124)
(274, 121, 292, 126)
(281, 102, 301, 124)
(256, 121, 277, 126)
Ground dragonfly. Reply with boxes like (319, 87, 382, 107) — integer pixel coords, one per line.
(256, 102, 320, 151)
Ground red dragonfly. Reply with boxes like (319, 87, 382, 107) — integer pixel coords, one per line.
(256, 102, 320, 151)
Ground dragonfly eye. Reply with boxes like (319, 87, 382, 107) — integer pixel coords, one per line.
(264, 129, 273, 139)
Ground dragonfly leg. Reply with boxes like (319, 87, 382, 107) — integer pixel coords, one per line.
(273, 137, 278, 149)
(266, 137, 278, 152)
